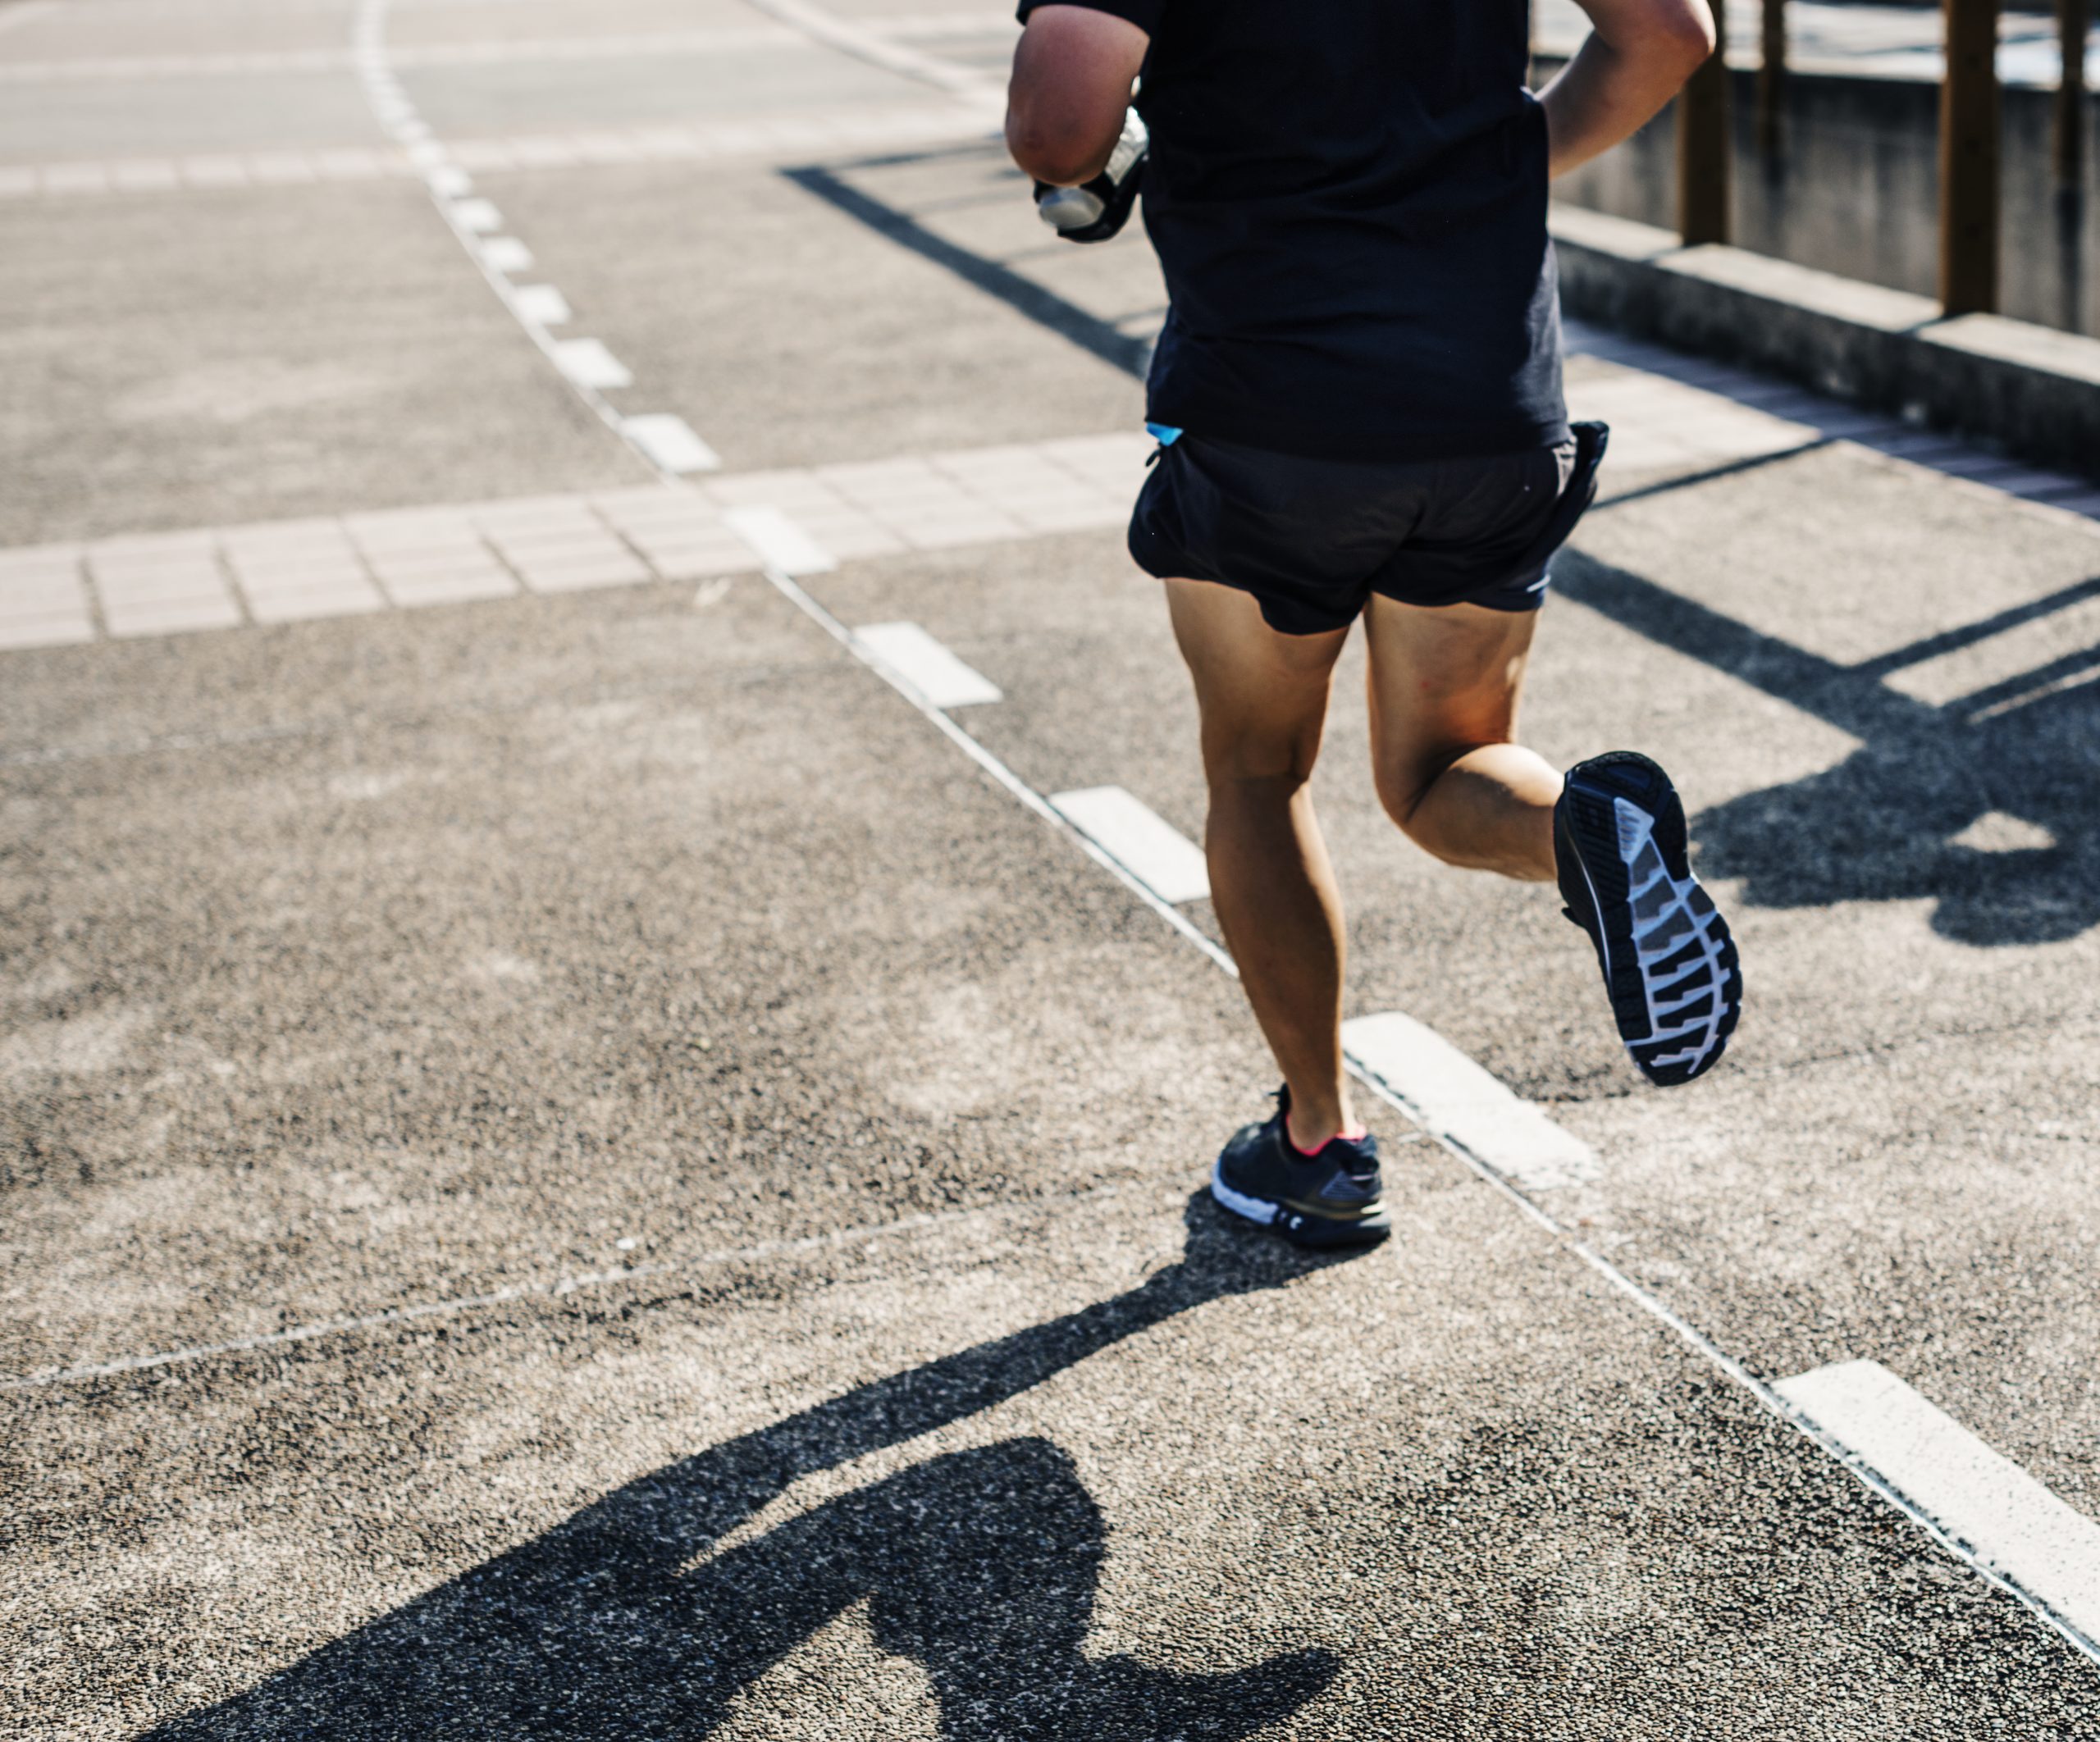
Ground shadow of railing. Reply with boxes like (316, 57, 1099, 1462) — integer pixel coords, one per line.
(147, 1194, 1349, 1739)
(1557, 551, 2100, 945)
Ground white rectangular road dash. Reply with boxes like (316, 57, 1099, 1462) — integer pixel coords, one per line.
(512, 284, 572, 328)
(1777, 1360, 2100, 1641)
(623, 413, 719, 474)
(448, 196, 503, 233)
(1342, 1010, 1598, 1188)
(477, 236, 533, 274)
(851, 622, 1001, 709)
(722, 505, 835, 577)
(550, 338, 632, 391)
(1048, 787, 1209, 904)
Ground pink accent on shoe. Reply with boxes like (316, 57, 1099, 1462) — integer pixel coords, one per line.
(1287, 1122, 1368, 1157)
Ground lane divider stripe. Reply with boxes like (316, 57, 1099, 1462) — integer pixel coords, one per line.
(722, 505, 836, 577)
(1778, 1360, 2100, 1642)
(1342, 1011, 1600, 1189)
(621, 413, 719, 475)
(851, 622, 1001, 709)
(1048, 786, 1211, 905)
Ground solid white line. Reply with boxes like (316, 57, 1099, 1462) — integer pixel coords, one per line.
(1048, 786, 1210, 905)
(851, 621, 1002, 709)
(1778, 1361, 2100, 1642)
(1342, 1010, 1599, 1189)
(621, 413, 719, 474)
(722, 505, 836, 577)
(2, 1183, 1135, 1391)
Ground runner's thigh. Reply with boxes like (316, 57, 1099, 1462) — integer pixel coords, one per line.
(1362, 594, 1541, 805)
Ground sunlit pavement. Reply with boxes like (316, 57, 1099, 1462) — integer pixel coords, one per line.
(4, 2, 2099, 1735)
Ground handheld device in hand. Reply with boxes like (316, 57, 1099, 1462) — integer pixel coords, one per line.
(1034, 107, 1148, 244)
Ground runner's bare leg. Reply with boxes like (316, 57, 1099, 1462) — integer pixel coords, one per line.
(1164, 578, 1354, 1150)
(1363, 595, 1562, 882)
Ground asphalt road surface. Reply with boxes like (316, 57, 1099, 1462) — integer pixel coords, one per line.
(6, 1, 2100, 1737)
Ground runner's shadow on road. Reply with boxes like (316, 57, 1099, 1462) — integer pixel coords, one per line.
(148, 1192, 1349, 1740)
(1557, 551, 2100, 945)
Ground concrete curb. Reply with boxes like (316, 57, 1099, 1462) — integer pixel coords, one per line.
(1551, 204, 2100, 485)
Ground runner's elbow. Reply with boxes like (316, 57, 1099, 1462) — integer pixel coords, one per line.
(1006, 114, 1111, 185)
(1650, 0, 1718, 75)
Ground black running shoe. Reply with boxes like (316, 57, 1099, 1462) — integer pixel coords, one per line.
(1555, 750, 1741, 1087)
(1209, 1088, 1390, 1247)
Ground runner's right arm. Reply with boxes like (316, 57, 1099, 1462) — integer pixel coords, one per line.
(1006, 2, 1149, 187)
(1541, 0, 1718, 177)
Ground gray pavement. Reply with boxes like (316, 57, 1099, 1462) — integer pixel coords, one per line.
(5, 0, 2100, 1736)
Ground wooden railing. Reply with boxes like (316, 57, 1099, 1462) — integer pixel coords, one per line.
(1664, 0, 2091, 315)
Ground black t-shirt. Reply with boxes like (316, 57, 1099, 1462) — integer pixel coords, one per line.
(1016, 0, 1568, 461)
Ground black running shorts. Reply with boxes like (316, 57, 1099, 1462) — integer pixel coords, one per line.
(1129, 421, 1609, 636)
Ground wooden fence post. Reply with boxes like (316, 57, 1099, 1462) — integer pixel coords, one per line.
(1940, 0, 2002, 313)
(2057, 0, 2089, 185)
(1759, 0, 1787, 159)
(1678, 0, 1732, 243)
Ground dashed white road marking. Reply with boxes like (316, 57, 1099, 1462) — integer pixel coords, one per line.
(446, 195, 504, 234)
(1778, 1360, 2100, 1643)
(1342, 1011, 1600, 1189)
(621, 413, 719, 475)
(550, 336, 633, 390)
(1048, 787, 1211, 905)
(510, 284, 572, 328)
(475, 235, 532, 274)
(350, 0, 676, 481)
(721, 505, 837, 577)
(851, 621, 1002, 709)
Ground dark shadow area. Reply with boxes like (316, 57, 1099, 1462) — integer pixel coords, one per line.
(783, 157, 1152, 380)
(1591, 439, 1830, 512)
(1557, 551, 2100, 945)
(149, 1194, 1347, 1739)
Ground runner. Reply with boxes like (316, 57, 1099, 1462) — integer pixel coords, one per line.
(1007, 0, 1742, 1247)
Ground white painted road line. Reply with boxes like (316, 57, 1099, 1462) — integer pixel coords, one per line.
(1777, 1361, 2100, 1643)
(550, 338, 633, 390)
(512, 284, 572, 328)
(448, 196, 503, 234)
(477, 236, 533, 275)
(722, 505, 837, 577)
(1343, 1010, 1600, 1189)
(622, 413, 719, 475)
(851, 621, 1002, 709)
(1048, 786, 1210, 904)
